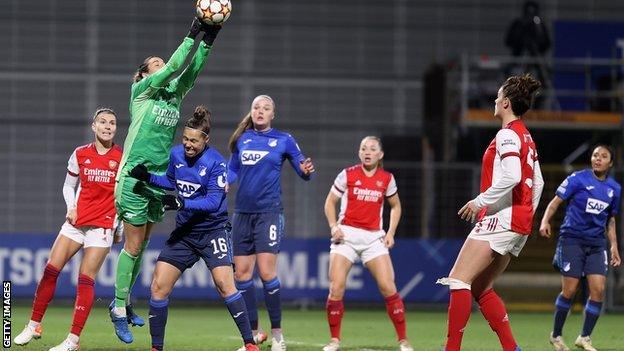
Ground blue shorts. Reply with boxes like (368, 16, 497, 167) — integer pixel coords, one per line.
(553, 240, 608, 278)
(232, 212, 284, 255)
(158, 226, 233, 272)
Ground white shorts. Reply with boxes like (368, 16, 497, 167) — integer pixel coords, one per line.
(468, 217, 527, 257)
(330, 225, 389, 264)
(59, 221, 115, 248)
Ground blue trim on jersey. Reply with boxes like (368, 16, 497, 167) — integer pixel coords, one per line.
(556, 169, 621, 246)
(228, 128, 311, 213)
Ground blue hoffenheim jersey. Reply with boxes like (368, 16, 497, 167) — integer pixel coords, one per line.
(556, 169, 621, 246)
(228, 128, 310, 213)
(151, 145, 229, 232)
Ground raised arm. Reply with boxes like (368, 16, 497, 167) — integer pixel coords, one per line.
(174, 25, 221, 98)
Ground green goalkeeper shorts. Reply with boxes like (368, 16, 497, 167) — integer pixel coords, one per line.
(115, 174, 165, 226)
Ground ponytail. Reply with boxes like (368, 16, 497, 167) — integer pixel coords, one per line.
(133, 56, 156, 83)
(228, 113, 253, 152)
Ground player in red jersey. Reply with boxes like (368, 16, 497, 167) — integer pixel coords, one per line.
(438, 75, 544, 351)
(14, 108, 123, 351)
(322, 136, 413, 351)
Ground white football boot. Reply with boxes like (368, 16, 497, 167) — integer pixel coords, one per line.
(14, 324, 43, 345)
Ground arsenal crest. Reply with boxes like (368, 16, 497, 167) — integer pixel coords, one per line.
(109, 160, 118, 169)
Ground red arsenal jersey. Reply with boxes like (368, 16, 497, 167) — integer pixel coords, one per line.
(331, 165, 398, 231)
(479, 120, 538, 235)
(67, 143, 122, 228)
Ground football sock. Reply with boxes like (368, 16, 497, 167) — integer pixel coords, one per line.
(127, 240, 149, 304)
(326, 298, 344, 340)
(581, 300, 602, 337)
(553, 294, 571, 337)
(384, 293, 407, 341)
(445, 289, 472, 351)
(236, 279, 258, 330)
(149, 298, 169, 350)
(114, 249, 137, 308)
(31, 263, 61, 322)
(262, 277, 282, 329)
(225, 291, 254, 344)
(70, 274, 95, 336)
(477, 289, 517, 351)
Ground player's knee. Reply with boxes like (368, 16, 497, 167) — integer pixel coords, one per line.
(150, 279, 171, 299)
(258, 270, 276, 282)
(589, 285, 605, 299)
(214, 278, 236, 297)
(379, 284, 397, 298)
(124, 243, 141, 257)
(328, 281, 346, 299)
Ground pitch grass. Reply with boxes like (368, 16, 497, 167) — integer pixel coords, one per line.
(8, 305, 624, 351)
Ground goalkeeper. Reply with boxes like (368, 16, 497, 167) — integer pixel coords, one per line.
(109, 17, 221, 344)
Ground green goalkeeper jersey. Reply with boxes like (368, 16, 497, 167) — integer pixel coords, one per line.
(119, 37, 212, 174)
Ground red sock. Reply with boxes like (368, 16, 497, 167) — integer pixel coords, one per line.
(446, 289, 472, 351)
(326, 298, 344, 340)
(70, 274, 95, 336)
(30, 263, 61, 322)
(477, 289, 517, 351)
(384, 293, 407, 341)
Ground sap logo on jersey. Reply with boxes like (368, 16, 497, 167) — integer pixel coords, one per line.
(241, 150, 269, 165)
(176, 180, 202, 197)
(586, 198, 609, 214)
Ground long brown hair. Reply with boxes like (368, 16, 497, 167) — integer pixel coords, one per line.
(501, 74, 541, 116)
(133, 56, 156, 82)
(228, 95, 275, 152)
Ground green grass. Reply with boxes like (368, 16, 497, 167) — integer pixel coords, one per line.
(8, 305, 624, 350)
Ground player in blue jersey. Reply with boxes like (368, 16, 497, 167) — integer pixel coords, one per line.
(539, 144, 621, 351)
(127, 106, 259, 351)
(227, 95, 315, 351)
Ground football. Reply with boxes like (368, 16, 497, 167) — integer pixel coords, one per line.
(196, 0, 232, 25)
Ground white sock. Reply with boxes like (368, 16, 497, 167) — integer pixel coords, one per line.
(113, 306, 127, 318)
(67, 333, 79, 345)
(27, 320, 40, 329)
(272, 328, 282, 341)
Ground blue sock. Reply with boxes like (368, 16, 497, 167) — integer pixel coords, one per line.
(581, 300, 602, 337)
(262, 277, 282, 329)
(225, 291, 254, 344)
(149, 298, 169, 350)
(236, 279, 258, 330)
(553, 294, 571, 337)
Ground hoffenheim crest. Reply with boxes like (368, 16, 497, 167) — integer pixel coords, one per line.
(608, 188, 614, 198)
(268, 138, 278, 147)
(199, 165, 207, 177)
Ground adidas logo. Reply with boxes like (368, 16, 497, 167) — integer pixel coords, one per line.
(85, 159, 91, 164)
(355, 180, 362, 186)
(502, 313, 509, 322)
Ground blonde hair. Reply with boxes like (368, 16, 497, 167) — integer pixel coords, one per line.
(228, 95, 276, 152)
